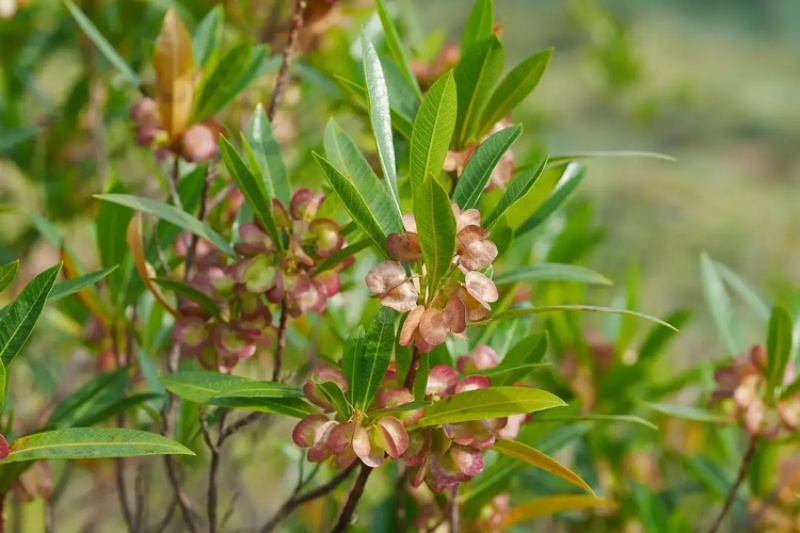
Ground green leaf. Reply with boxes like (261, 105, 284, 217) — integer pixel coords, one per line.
(409, 71, 457, 189)
(548, 151, 675, 164)
(0, 261, 19, 293)
(375, 0, 421, 98)
(149, 278, 221, 319)
(516, 162, 586, 237)
(501, 495, 616, 528)
(484, 149, 546, 228)
(638, 309, 691, 362)
(64, 0, 142, 88)
(70, 393, 162, 428)
(0, 263, 62, 368)
(493, 263, 611, 287)
(96, 179, 132, 309)
(474, 305, 678, 331)
(480, 48, 552, 135)
(317, 381, 352, 420)
(246, 104, 291, 206)
(94, 194, 237, 257)
(502, 332, 548, 367)
(534, 413, 658, 431)
(642, 402, 733, 424)
(313, 153, 389, 257)
(194, 44, 269, 120)
(409, 386, 564, 429)
(348, 308, 395, 411)
(0, 428, 193, 464)
(341, 325, 365, 401)
(0, 363, 7, 414)
(313, 239, 371, 275)
(452, 125, 522, 210)
(159, 371, 303, 404)
(766, 305, 793, 403)
(48, 368, 128, 428)
(454, 36, 504, 146)
(700, 253, 742, 355)
(493, 438, 594, 495)
(49, 266, 118, 302)
(461, 0, 494, 54)
(713, 260, 771, 322)
(219, 137, 281, 246)
(780, 376, 800, 400)
(192, 5, 224, 69)
(0, 127, 40, 152)
(324, 120, 403, 235)
(335, 76, 415, 139)
(414, 176, 456, 297)
(209, 397, 317, 419)
(361, 35, 402, 216)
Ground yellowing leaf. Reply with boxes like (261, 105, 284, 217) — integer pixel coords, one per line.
(500, 495, 616, 528)
(155, 9, 194, 140)
(493, 439, 595, 495)
(126, 215, 178, 318)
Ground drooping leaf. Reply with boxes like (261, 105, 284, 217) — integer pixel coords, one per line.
(642, 402, 733, 424)
(0, 261, 19, 293)
(48, 368, 129, 429)
(414, 176, 456, 297)
(516, 162, 586, 237)
(127, 215, 178, 318)
(194, 44, 270, 120)
(149, 278, 221, 319)
(493, 263, 611, 287)
(49, 266, 118, 302)
(348, 308, 395, 411)
(474, 305, 677, 331)
(409, 387, 564, 429)
(324, 120, 403, 235)
(246, 104, 291, 206)
(452, 125, 522, 210)
(484, 149, 546, 228)
(481, 48, 553, 135)
(95, 194, 237, 257)
(409, 71, 457, 189)
(192, 5, 224, 69)
(500, 495, 616, 528)
(154, 8, 194, 140)
(375, 0, 421, 97)
(548, 151, 675, 165)
(454, 36, 504, 146)
(159, 371, 303, 404)
(0, 263, 62, 368)
(700, 253, 742, 355)
(313, 153, 389, 257)
(64, 0, 142, 88)
(0, 428, 194, 464)
(209, 397, 317, 419)
(317, 381, 353, 420)
(713, 260, 771, 321)
(766, 305, 793, 403)
(461, 0, 494, 55)
(219, 137, 281, 246)
(361, 34, 402, 216)
(493, 438, 595, 495)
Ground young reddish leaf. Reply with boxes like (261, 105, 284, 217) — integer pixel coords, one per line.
(154, 8, 194, 140)
(126, 214, 178, 318)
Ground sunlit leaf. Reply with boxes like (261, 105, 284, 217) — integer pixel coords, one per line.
(375, 0, 421, 97)
(461, 0, 494, 55)
(454, 36, 504, 146)
(160, 371, 303, 404)
(493, 263, 611, 287)
(493, 438, 595, 495)
(500, 495, 616, 528)
(154, 8, 194, 139)
(409, 71, 457, 189)
(414, 176, 456, 296)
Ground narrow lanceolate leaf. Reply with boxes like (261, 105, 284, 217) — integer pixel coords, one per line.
(766, 306, 793, 403)
(313, 239, 371, 275)
(375, 0, 421, 97)
(160, 371, 303, 404)
(493, 438, 595, 495)
(454, 36, 504, 147)
(342, 326, 366, 405)
(638, 309, 691, 362)
(474, 306, 678, 331)
(461, 0, 494, 54)
(452, 125, 522, 210)
(95, 194, 237, 257)
(313, 153, 389, 257)
(642, 402, 733, 424)
(48, 368, 128, 428)
(493, 263, 611, 287)
(209, 397, 317, 419)
(246, 104, 291, 206)
(335, 76, 415, 139)
(96, 179, 132, 309)
(154, 8, 194, 140)
(536, 413, 658, 430)
(414, 177, 456, 298)
(220, 137, 281, 246)
(49, 266, 118, 302)
(361, 35, 402, 216)
(548, 151, 676, 165)
(64, 0, 141, 87)
(0, 428, 194, 464)
(350, 308, 395, 411)
(324, 120, 403, 235)
(0, 363, 7, 414)
(192, 5, 224, 69)
(500, 495, 616, 528)
(713, 260, 771, 321)
(481, 48, 553, 135)
(516, 162, 586, 237)
(481, 333, 548, 386)
(194, 44, 269, 120)
(484, 149, 546, 228)
(149, 278, 221, 319)
(317, 382, 353, 420)
(409, 387, 565, 429)
(700, 253, 742, 355)
(0, 263, 62, 368)
(409, 71, 457, 189)
(0, 261, 19, 293)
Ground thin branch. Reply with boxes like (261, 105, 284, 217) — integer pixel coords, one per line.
(153, 496, 178, 533)
(272, 300, 289, 381)
(331, 463, 373, 533)
(707, 435, 758, 533)
(134, 463, 146, 533)
(111, 324, 136, 533)
(260, 462, 358, 533)
(184, 167, 212, 276)
(267, 0, 307, 122)
(219, 412, 272, 444)
(403, 347, 422, 391)
(200, 410, 227, 533)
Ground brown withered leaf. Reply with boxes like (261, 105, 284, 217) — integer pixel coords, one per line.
(154, 9, 194, 141)
(126, 214, 179, 318)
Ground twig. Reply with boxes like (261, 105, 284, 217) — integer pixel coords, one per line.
(267, 0, 307, 122)
(206, 182, 235, 214)
(200, 411, 227, 533)
(111, 325, 136, 533)
(403, 348, 422, 391)
(272, 300, 289, 381)
(260, 462, 358, 533)
(219, 412, 272, 444)
(707, 435, 758, 533)
(331, 463, 373, 533)
(152, 496, 178, 533)
(184, 167, 212, 276)
(133, 463, 146, 533)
